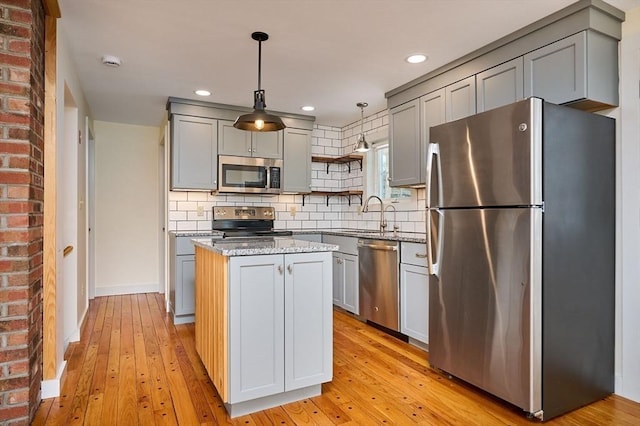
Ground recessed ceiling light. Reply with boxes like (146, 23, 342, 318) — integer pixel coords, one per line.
(301, 106, 315, 112)
(406, 54, 427, 64)
(194, 89, 211, 96)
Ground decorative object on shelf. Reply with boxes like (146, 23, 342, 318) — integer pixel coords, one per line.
(353, 102, 370, 152)
(234, 32, 286, 132)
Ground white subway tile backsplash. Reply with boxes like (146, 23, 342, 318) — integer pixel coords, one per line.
(187, 192, 209, 201)
(177, 201, 198, 211)
(169, 191, 188, 201)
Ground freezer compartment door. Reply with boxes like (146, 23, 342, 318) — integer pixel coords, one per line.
(428, 97, 542, 208)
(429, 207, 542, 413)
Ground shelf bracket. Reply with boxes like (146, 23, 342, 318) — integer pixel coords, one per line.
(325, 163, 330, 174)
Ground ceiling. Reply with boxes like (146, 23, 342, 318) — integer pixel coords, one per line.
(58, 0, 639, 129)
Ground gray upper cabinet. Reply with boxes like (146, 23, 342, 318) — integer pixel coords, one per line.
(254, 131, 284, 158)
(420, 89, 446, 184)
(445, 76, 476, 122)
(170, 114, 218, 191)
(218, 120, 252, 156)
(524, 31, 618, 109)
(476, 57, 524, 113)
(218, 119, 283, 159)
(524, 32, 586, 105)
(389, 98, 420, 187)
(283, 127, 312, 193)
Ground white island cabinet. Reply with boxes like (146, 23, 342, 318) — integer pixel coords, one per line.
(193, 237, 335, 418)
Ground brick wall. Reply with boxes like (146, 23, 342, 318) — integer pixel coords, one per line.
(0, 0, 45, 424)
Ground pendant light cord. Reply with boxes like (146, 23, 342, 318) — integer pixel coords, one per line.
(257, 39, 262, 91)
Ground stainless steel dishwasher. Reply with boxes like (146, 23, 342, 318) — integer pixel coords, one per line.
(358, 239, 399, 331)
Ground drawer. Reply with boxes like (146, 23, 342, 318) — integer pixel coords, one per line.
(176, 236, 196, 255)
(401, 242, 428, 267)
(322, 234, 358, 256)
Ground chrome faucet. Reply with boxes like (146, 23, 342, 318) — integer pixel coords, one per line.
(363, 195, 386, 233)
(384, 204, 399, 235)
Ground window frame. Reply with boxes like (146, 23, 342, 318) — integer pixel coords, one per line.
(361, 129, 417, 211)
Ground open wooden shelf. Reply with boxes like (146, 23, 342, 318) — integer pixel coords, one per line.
(301, 190, 363, 206)
(311, 154, 363, 173)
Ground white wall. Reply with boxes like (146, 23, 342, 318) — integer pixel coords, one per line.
(616, 6, 640, 402)
(94, 121, 160, 296)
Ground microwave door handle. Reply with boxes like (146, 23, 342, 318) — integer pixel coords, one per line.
(265, 166, 270, 189)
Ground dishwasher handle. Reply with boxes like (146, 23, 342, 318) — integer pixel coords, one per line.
(357, 240, 398, 251)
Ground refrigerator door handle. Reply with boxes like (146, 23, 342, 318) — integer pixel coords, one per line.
(427, 208, 444, 277)
(426, 143, 440, 209)
(426, 143, 443, 276)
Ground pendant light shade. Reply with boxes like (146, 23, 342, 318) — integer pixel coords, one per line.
(234, 32, 286, 132)
(354, 102, 370, 152)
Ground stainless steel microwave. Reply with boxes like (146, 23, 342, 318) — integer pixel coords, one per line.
(218, 155, 282, 194)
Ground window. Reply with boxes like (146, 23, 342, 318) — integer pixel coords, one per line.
(364, 136, 415, 206)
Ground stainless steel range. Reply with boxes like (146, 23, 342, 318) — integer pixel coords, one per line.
(212, 206, 292, 238)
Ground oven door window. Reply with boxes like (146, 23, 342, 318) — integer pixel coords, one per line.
(221, 164, 267, 188)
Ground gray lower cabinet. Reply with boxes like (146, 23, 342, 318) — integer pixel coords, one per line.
(323, 235, 359, 314)
(445, 75, 476, 122)
(389, 99, 421, 187)
(524, 31, 618, 108)
(169, 235, 196, 324)
(476, 57, 524, 113)
(332, 252, 358, 314)
(228, 252, 333, 403)
(170, 114, 218, 190)
(400, 242, 429, 345)
(218, 119, 283, 159)
(283, 127, 312, 193)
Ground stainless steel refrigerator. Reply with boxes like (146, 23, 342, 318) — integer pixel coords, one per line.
(426, 97, 614, 420)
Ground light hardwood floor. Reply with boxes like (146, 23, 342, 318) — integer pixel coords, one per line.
(34, 294, 640, 425)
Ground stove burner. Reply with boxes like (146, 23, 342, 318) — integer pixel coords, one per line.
(212, 206, 290, 238)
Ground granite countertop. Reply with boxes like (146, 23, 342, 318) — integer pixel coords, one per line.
(291, 229, 427, 243)
(192, 236, 339, 257)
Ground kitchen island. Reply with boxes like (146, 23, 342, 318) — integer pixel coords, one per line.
(192, 237, 338, 418)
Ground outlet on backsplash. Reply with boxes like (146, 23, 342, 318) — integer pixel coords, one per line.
(289, 206, 297, 217)
(197, 206, 204, 216)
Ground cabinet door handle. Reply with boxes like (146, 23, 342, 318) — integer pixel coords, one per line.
(415, 253, 428, 258)
(287, 264, 293, 274)
(336, 258, 343, 264)
(277, 265, 283, 275)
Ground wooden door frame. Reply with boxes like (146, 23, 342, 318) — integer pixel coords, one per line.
(43, 0, 61, 383)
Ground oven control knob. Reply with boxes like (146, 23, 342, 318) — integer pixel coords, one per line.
(265, 211, 272, 216)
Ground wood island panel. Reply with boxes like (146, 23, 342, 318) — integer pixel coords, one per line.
(195, 246, 228, 401)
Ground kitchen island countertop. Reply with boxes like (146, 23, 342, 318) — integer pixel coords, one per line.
(192, 236, 338, 256)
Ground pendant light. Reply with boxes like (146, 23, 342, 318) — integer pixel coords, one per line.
(354, 102, 370, 152)
(234, 32, 286, 132)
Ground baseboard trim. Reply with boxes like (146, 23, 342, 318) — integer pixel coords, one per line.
(94, 283, 160, 297)
(41, 360, 67, 399)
